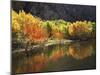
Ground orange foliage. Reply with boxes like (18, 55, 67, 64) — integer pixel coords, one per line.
(23, 14, 48, 43)
(24, 24, 48, 43)
(52, 27, 64, 40)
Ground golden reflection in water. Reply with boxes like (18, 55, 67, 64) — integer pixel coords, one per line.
(49, 46, 64, 61)
(16, 53, 48, 73)
(14, 41, 95, 73)
(66, 41, 95, 60)
(32, 53, 48, 72)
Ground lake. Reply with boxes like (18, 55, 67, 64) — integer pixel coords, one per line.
(12, 40, 96, 74)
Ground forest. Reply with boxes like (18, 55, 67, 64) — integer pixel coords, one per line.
(12, 10, 96, 47)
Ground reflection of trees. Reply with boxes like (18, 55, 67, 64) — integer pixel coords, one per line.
(66, 41, 95, 60)
(49, 46, 64, 61)
(13, 41, 95, 73)
(31, 53, 48, 72)
(16, 53, 48, 73)
(14, 46, 65, 73)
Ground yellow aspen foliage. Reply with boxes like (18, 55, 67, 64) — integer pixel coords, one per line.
(12, 10, 20, 32)
(12, 10, 48, 43)
(52, 26, 64, 40)
(68, 21, 93, 39)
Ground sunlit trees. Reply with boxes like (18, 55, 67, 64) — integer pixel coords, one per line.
(12, 10, 27, 50)
(12, 10, 20, 32)
(42, 20, 70, 40)
(90, 22, 96, 38)
(68, 21, 93, 40)
(23, 13, 48, 43)
(52, 26, 64, 40)
(12, 10, 48, 44)
(12, 9, 96, 45)
(12, 10, 27, 44)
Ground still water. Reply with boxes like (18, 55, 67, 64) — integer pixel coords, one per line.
(12, 40, 96, 74)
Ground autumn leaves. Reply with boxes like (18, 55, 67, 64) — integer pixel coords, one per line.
(68, 21, 96, 40)
(12, 10, 96, 44)
(12, 10, 48, 43)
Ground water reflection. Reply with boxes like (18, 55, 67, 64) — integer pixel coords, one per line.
(49, 46, 65, 61)
(15, 53, 48, 73)
(67, 41, 95, 60)
(12, 40, 96, 74)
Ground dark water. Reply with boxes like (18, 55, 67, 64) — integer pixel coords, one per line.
(12, 40, 96, 74)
